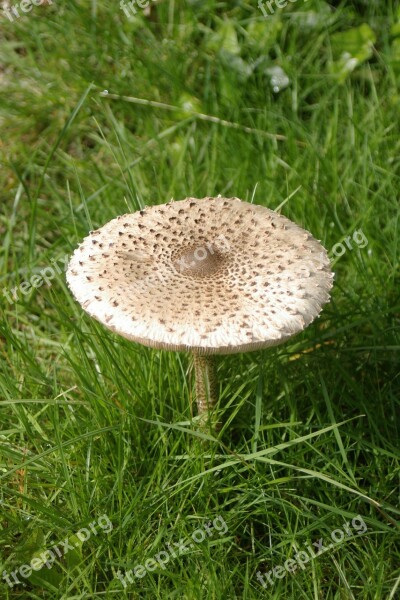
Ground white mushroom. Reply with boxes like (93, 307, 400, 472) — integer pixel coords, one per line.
(67, 197, 334, 428)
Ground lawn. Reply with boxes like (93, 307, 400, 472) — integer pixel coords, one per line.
(0, 1, 399, 598)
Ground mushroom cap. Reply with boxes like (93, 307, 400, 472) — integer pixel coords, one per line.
(66, 197, 333, 355)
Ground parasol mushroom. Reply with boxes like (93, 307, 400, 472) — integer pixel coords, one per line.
(66, 197, 333, 430)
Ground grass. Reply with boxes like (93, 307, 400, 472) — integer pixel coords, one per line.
(0, 0, 399, 598)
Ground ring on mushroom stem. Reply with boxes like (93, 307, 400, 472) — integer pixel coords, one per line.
(66, 197, 334, 432)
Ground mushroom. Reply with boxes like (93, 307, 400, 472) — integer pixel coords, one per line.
(66, 197, 333, 430)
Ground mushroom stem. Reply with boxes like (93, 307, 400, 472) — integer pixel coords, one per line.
(192, 353, 218, 420)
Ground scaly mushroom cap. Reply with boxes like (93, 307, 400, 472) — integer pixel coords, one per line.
(66, 197, 333, 354)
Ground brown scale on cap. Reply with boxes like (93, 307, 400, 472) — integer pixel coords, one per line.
(66, 197, 334, 355)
